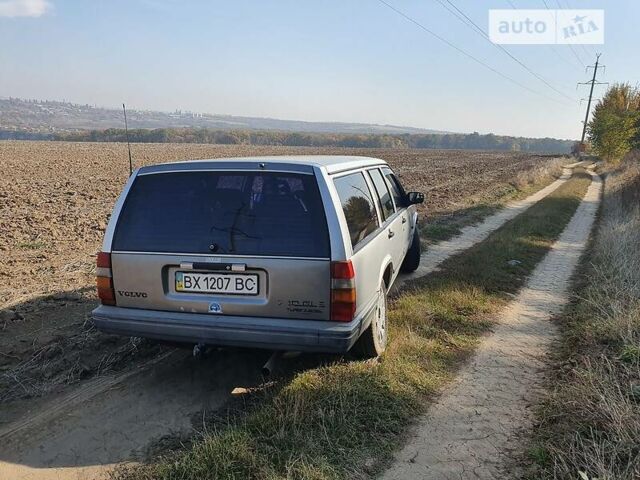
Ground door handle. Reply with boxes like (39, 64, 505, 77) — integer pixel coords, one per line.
(402, 217, 407, 224)
(388, 230, 395, 239)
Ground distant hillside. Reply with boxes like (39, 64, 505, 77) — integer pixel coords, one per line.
(0, 97, 575, 153)
(0, 97, 448, 135)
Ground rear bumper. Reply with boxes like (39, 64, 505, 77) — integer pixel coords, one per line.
(91, 305, 367, 353)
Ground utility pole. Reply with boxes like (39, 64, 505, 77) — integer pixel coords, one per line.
(578, 53, 607, 146)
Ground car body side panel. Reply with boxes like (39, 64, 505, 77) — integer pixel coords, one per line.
(314, 165, 350, 261)
(386, 213, 405, 276)
(328, 165, 409, 315)
(351, 238, 393, 317)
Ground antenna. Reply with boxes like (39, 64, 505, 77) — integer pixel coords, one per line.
(122, 103, 133, 176)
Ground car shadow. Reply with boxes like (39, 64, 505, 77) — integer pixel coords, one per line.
(0, 288, 341, 472)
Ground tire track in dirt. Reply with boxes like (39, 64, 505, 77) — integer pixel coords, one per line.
(0, 347, 273, 480)
(383, 168, 602, 480)
(0, 351, 173, 440)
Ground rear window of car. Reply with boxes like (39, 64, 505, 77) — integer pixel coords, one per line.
(333, 172, 379, 248)
(112, 171, 330, 257)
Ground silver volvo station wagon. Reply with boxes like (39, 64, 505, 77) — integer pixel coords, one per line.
(92, 156, 424, 358)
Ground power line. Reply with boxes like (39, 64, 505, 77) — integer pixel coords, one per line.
(377, 0, 572, 105)
(565, 39, 586, 67)
(549, 42, 585, 71)
(579, 44, 594, 60)
(549, 0, 586, 67)
(560, 0, 596, 59)
(542, 0, 585, 70)
(505, 0, 583, 72)
(438, 0, 575, 102)
(506, 0, 591, 70)
(433, 0, 483, 36)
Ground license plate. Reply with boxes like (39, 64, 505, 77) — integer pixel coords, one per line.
(175, 271, 259, 296)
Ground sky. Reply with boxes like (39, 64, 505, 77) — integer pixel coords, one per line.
(0, 0, 638, 140)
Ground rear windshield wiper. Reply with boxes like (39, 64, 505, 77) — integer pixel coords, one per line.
(209, 204, 261, 252)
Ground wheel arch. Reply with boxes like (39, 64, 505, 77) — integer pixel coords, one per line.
(379, 255, 393, 291)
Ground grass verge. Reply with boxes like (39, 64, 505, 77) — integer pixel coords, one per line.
(422, 156, 566, 244)
(525, 157, 640, 480)
(113, 171, 592, 480)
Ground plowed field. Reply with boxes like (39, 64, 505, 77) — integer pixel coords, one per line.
(0, 141, 562, 406)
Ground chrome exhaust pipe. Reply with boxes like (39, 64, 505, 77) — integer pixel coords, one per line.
(261, 351, 281, 377)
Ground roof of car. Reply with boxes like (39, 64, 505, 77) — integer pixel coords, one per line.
(137, 156, 388, 176)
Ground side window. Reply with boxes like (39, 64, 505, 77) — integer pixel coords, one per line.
(368, 168, 395, 220)
(382, 167, 407, 209)
(333, 172, 379, 248)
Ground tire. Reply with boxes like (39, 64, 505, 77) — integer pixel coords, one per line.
(352, 285, 388, 358)
(400, 228, 421, 273)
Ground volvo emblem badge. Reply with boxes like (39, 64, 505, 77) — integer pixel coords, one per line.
(208, 302, 222, 314)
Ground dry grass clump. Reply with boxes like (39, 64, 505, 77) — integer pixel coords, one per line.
(511, 156, 566, 191)
(0, 321, 160, 402)
(529, 155, 640, 479)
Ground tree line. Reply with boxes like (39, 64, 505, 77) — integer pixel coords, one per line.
(46, 128, 572, 153)
(588, 83, 640, 163)
(0, 130, 51, 140)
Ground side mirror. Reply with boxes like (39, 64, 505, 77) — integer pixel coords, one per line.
(407, 192, 424, 205)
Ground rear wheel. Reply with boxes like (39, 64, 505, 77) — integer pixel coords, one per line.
(400, 228, 421, 273)
(352, 285, 387, 358)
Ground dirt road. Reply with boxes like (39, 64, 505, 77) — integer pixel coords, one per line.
(396, 162, 580, 286)
(382, 168, 602, 479)
(1, 348, 270, 480)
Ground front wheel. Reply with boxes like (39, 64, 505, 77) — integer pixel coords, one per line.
(400, 227, 421, 273)
(352, 285, 388, 358)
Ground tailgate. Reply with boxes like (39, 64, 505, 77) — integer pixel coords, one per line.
(108, 168, 332, 321)
(111, 253, 331, 320)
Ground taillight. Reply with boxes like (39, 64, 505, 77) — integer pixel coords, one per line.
(331, 260, 356, 322)
(96, 252, 116, 305)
